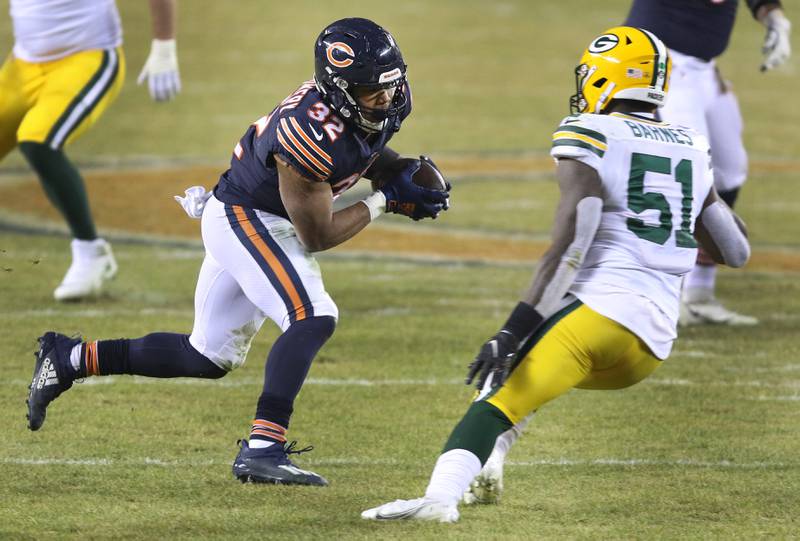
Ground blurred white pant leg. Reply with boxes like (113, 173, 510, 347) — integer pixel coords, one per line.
(706, 86, 748, 192)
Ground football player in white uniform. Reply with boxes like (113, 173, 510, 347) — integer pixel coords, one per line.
(0, 0, 181, 301)
(362, 26, 751, 523)
(627, 0, 791, 325)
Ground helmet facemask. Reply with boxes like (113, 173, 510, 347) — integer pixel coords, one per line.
(332, 75, 408, 133)
(570, 64, 591, 114)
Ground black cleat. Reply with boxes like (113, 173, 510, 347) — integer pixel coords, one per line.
(27, 332, 81, 431)
(232, 439, 328, 486)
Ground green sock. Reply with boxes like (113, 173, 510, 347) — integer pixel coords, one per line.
(19, 142, 97, 240)
(442, 401, 513, 464)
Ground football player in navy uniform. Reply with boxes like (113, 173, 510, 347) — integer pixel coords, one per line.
(26, 18, 450, 486)
(626, 0, 791, 325)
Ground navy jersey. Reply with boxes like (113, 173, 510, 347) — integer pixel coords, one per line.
(214, 80, 412, 219)
(626, 0, 780, 60)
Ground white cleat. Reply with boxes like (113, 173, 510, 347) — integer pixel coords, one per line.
(463, 458, 504, 505)
(679, 289, 758, 326)
(361, 497, 459, 523)
(54, 238, 118, 301)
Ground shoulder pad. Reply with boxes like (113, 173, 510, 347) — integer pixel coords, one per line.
(552, 114, 608, 158)
(274, 113, 336, 182)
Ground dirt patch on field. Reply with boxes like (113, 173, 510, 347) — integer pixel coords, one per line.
(0, 165, 219, 238)
(0, 162, 798, 271)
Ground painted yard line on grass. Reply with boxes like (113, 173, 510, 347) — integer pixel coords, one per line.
(5, 376, 800, 390)
(1, 456, 792, 470)
(753, 395, 800, 401)
(0, 308, 195, 319)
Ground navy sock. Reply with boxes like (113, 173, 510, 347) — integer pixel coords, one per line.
(250, 316, 336, 444)
(83, 333, 226, 379)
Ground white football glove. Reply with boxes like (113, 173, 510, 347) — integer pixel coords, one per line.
(138, 39, 181, 101)
(761, 9, 792, 72)
(174, 186, 211, 219)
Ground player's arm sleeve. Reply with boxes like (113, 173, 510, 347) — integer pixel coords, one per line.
(273, 115, 334, 182)
(550, 116, 606, 173)
(747, 0, 782, 18)
(522, 159, 603, 317)
(696, 189, 751, 268)
(535, 196, 603, 316)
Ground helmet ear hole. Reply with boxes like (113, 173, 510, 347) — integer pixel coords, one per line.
(593, 77, 607, 88)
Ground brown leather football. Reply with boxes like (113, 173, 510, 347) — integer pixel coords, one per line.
(412, 157, 447, 191)
(371, 157, 447, 191)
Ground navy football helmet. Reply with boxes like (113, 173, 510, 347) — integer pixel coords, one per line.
(314, 18, 407, 134)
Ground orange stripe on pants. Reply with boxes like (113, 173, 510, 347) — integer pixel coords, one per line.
(232, 206, 307, 321)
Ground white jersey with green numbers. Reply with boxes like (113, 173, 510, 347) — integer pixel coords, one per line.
(550, 111, 714, 359)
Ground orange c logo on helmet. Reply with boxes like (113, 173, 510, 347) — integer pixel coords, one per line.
(326, 42, 355, 68)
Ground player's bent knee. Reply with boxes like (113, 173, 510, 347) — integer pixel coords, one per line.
(189, 326, 259, 372)
(199, 357, 228, 379)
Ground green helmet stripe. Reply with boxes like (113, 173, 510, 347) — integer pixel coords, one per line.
(637, 28, 666, 91)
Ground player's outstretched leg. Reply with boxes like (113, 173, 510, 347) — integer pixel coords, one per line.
(363, 401, 514, 523)
(232, 316, 335, 486)
(26, 331, 227, 430)
(27, 332, 81, 431)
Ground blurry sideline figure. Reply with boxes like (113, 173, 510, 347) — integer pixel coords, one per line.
(626, 0, 791, 326)
(0, 0, 181, 301)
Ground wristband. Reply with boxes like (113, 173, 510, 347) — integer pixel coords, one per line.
(501, 302, 544, 340)
(361, 191, 387, 221)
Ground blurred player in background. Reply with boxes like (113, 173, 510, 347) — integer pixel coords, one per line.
(26, 18, 450, 487)
(0, 0, 181, 301)
(626, 0, 792, 325)
(362, 26, 751, 522)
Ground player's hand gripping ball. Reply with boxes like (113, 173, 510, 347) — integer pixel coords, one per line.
(378, 156, 451, 220)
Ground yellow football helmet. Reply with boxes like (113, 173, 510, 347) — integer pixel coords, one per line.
(570, 26, 671, 114)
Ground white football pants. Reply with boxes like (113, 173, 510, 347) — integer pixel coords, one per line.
(188, 195, 338, 371)
(661, 49, 748, 193)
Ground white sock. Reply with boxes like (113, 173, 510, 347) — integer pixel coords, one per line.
(490, 412, 534, 463)
(248, 439, 276, 449)
(424, 449, 482, 507)
(71, 238, 109, 261)
(69, 344, 82, 372)
(684, 264, 717, 295)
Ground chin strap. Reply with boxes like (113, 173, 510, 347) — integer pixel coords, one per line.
(535, 196, 603, 317)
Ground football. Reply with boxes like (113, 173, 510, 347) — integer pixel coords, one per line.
(371, 157, 447, 191)
(412, 156, 448, 191)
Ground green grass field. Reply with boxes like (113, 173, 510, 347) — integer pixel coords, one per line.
(2, 1, 800, 539)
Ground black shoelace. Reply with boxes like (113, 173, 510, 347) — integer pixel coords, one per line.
(284, 440, 314, 455)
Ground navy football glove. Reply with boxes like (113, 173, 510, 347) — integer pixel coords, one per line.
(379, 159, 448, 221)
(465, 330, 519, 390)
